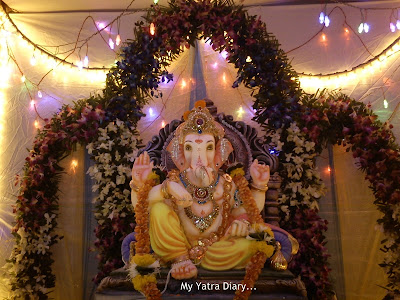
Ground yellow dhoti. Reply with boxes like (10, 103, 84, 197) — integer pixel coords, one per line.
(149, 202, 270, 270)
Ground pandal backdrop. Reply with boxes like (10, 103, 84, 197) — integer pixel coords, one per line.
(0, 0, 399, 299)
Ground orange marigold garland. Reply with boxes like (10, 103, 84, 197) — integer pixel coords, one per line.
(232, 174, 274, 300)
(133, 178, 162, 300)
(234, 252, 268, 300)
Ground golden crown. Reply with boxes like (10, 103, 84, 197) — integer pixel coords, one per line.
(176, 100, 224, 143)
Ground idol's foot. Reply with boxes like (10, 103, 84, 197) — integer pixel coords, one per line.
(171, 259, 197, 279)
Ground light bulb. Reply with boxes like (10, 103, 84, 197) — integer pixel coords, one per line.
(30, 99, 35, 108)
(97, 22, 106, 30)
(324, 15, 330, 27)
(21, 75, 26, 82)
(116, 34, 121, 46)
(77, 60, 83, 70)
(83, 55, 89, 67)
(108, 38, 115, 50)
(237, 106, 244, 117)
(384, 99, 388, 109)
(212, 62, 218, 69)
(30, 54, 37, 66)
(150, 23, 156, 36)
(71, 160, 78, 168)
(161, 120, 166, 128)
(246, 56, 252, 62)
(37, 90, 42, 98)
(149, 107, 154, 117)
(181, 79, 187, 88)
(319, 12, 325, 24)
(390, 22, 396, 33)
(321, 33, 326, 41)
(327, 166, 331, 173)
(154, 0, 159, 4)
(363, 23, 370, 33)
(358, 23, 364, 34)
(34, 120, 39, 129)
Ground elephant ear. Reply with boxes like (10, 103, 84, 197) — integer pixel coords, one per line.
(214, 138, 233, 169)
(166, 137, 189, 172)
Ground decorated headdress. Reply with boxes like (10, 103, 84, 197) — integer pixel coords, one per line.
(175, 100, 225, 143)
(166, 99, 233, 171)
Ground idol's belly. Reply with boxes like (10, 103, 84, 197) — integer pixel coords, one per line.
(176, 200, 225, 244)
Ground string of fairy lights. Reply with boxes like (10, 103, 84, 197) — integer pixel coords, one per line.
(0, 0, 400, 137)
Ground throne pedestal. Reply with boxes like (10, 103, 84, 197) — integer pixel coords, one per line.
(96, 267, 307, 299)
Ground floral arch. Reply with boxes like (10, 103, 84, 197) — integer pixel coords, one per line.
(5, 0, 400, 299)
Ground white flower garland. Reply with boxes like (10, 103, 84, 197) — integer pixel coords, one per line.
(87, 119, 138, 225)
(266, 122, 326, 219)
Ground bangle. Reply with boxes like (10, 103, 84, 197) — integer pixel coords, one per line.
(250, 182, 268, 192)
(161, 180, 171, 199)
(130, 180, 140, 192)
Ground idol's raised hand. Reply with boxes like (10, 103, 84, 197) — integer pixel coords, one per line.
(249, 159, 270, 187)
(132, 151, 154, 187)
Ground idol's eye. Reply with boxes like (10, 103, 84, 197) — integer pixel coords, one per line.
(185, 144, 192, 151)
(207, 144, 214, 151)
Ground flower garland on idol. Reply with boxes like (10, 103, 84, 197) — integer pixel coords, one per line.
(5, 0, 400, 299)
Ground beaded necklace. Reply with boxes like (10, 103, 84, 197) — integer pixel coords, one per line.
(179, 170, 219, 204)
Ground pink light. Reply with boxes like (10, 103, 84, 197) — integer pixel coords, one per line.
(221, 51, 228, 59)
(161, 120, 166, 128)
(212, 62, 218, 69)
(109, 38, 115, 50)
(30, 100, 35, 108)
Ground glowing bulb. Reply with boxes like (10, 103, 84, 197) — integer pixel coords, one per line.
(21, 75, 26, 82)
(30, 99, 35, 108)
(358, 23, 364, 34)
(246, 56, 252, 63)
(77, 60, 83, 71)
(97, 22, 106, 30)
(108, 38, 115, 50)
(71, 160, 78, 168)
(116, 34, 121, 46)
(364, 23, 370, 33)
(34, 120, 39, 129)
(37, 90, 42, 98)
(384, 99, 388, 109)
(212, 62, 218, 69)
(319, 12, 325, 24)
(222, 73, 227, 83)
(221, 51, 228, 59)
(344, 28, 349, 34)
(181, 79, 187, 88)
(324, 15, 330, 27)
(150, 23, 156, 36)
(149, 107, 154, 117)
(154, 0, 159, 4)
(397, 20, 400, 30)
(390, 22, 396, 33)
(70, 159, 78, 173)
(30, 54, 37, 66)
(237, 106, 244, 117)
(327, 166, 331, 173)
(83, 55, 89, 67)
(161, 120, 166, 128)
(321, 34, 326, 42)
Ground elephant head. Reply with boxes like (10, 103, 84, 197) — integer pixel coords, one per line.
(166, 100, 233, 186)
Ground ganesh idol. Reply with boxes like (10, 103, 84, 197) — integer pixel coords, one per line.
(130, 100, 275, 280)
